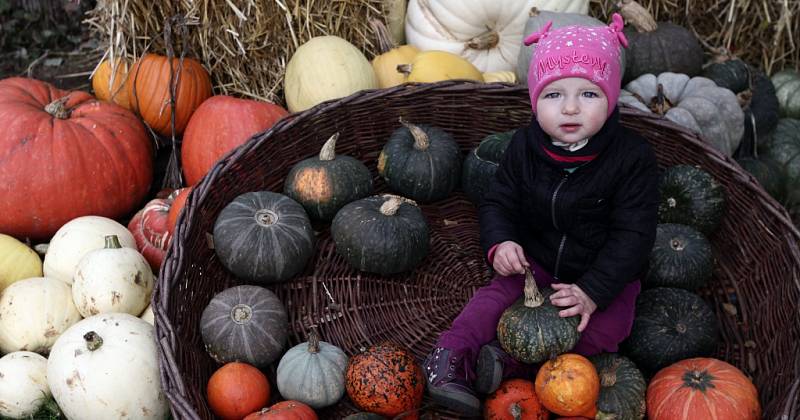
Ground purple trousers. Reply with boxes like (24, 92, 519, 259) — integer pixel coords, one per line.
(437, 258, 640, 374)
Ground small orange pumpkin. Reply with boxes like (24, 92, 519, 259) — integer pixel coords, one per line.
(207, 362, 270, 420)
(92, 57, 132, 109)
(535, 353, 600, 417)
(243, 400, 318, 419)
(167, 186, 192, 237)
(484, 378, 549, 420)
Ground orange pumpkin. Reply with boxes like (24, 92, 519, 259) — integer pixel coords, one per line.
(243, 401, 318, 419)
(646, 357, 760, 420)
(344, 341, 424, 418)
(535, 353, 599, 417)
(127, 189, 179, 270)
(127, 53, 212, 136)
(92, 57, 132, 109)
(167, 186, 192, 237)
(484, 378, 549, 420)
(182, 95, 288, 185)
(207, 362, 270, 420)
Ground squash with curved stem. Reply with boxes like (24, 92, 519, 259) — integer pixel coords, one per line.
(462, 131, 513, 204)
(0, 233, 42, 292)
(397, 50, 483, 83)
(535, 353, 600, 417)
(589, 353, 646, 420)
(0, 352, 50, 419)
(371, 20, 419, 89)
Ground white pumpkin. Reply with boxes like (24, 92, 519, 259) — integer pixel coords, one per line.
(140, 304, 155, 325)
(43, 216, 136, 285)
(284, 36, 378, 113)
(0, 351, 50, 419)
(47, 313, 169, 420)
(530, 0, 589, 14)
(0, 277, 82, 354)
(72, 235, 154, 317)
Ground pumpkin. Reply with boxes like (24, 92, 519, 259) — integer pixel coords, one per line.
(0, 78, 152, 240)
(285, 36, 378, 113)
(462, 131, 513, 204)
(276, 327, 348, 409)
(127, 53, 212, 136)
(657, 165, 727, 235)
(620, 72, 744, 157)
(92, 57, 132, 109)
(243, 401, 318, 420)
(759, 118, 800, 205)
(213, 191, 315, 284)
(284, 133, 374, 222)
(646, 223, 713, 291)
(736, 156, 786, 203)
(345, 341, 424, 418)
(167, 186, 192, 237)
(497, 269, 580, 363)
(331, 194, 430, 275)
(772, 69, 800, 118)
(484, 378, 548, 420)
(646, 357, 760, 420)
(371, 20, 419, 89)
(0, 277, 81, 354)
(397, 50, 484, 83)
(378, 120, 461, 202)
(483, 71, 517, 84)
(127, 190, 179, 270)
(43, 215, 137, 285)
(207, 362, 270, 420)
(140, 305, 154, 325)
(0, 351, 50, 419)
(535, 353, 600, 417)
(383, 0, 407, 45)
(182, 95, 288, 185)
(589, 353, 646, 420)
(0, 233, 42, 292)
(622, 287, 719, 374)
(47, 313, 169, 420)
(200, 285, 289, 367)
(72, 235, 154, 317)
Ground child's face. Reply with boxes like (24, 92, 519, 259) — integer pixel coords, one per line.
(535, 77, 609, 144)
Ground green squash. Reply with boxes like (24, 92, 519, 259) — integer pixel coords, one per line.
(378, 120, 461, 203)
(331, 194, 429, 275)
(645, 223, 713, 291)
(497, 269, 580, 364)
(736, 156, 786, 203)
(759, 119, 800, 206)
(772, 69, 800, 119)
(589, 353, 647, 420)
(461, 131, 513, 204)
(658, 165, 726, 235)
(285, 133, 374, 221)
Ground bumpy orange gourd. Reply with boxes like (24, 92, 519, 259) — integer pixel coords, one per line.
(484, 378, 549, 420)
(535, 353, 600, 417)
(92, 57, 132, 109)
(207, 362, 270, 420)
(243, 401, 318, 419)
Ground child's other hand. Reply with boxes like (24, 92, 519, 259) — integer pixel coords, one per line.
(549, 283, 597, 332)
(492, 241, 529, 276)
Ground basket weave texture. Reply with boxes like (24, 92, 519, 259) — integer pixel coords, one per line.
(154, 81, 800, 419)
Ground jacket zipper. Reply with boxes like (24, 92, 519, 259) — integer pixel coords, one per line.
(553, 234, 567, 281)
(551, 174, 568, 280)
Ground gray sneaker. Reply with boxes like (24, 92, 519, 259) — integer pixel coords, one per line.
(474, 340, 534, 395)
(423, 347, 481, 416)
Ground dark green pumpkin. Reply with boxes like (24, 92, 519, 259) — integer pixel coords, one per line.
(736, 156, 787, 203)
(213, 191, 316, 284)
(378, 120, 461, 203)
(645, 223, 713, 291)
(497, 269, 580, 364)
(462, 131, 513, 205)
(200, 285, 289, 367)
(772, 70, 800, 119)
(331, 194, 429, 275)
(621, 287, 718, 375)
(759, 119, 800, 206)
(589, 353, 646, 420)
(284, 133, 373, 221)
(658, 165, 726, 236)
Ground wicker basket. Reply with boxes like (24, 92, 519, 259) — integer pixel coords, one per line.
(154, 81, 800, 419)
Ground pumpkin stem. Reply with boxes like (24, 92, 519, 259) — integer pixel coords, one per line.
(529, 7, 540, 17)
(380, 196, 404, 216)
(667, 197, 677, 208)
(466, 30, 500, 50)
(522, 268, 545, 308)
(308, 325, 321, 354)
(230, 304, 253, 325)
(649, 84, 674, 115)
(676, 323, 688, 334)
(319, 133, 339, 161)
(399, 118, 430, 150)
(83, 331, 104, 351)
(254, 209, 278, 227)
(370, 18, 396, 54)
(396, 63, 412, 77)
(509, 402, 523, 420)
(618, 0, 658, 32)
(670, 237, 686, 251)
(44, 96, 71, 119)
(600, 370, 618, 387)
(104, 235, 122, 249)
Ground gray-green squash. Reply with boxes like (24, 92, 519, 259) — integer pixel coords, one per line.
(759, 118, 800, 207)
(658, 165, 726, 236)
(772, 69, 800, 119)
(645, 223, 713, 291)
(589, 353, 647, 420)
(461, 131, 513, 205)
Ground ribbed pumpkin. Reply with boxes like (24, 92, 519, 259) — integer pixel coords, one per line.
(0, 233, 42, 292)
(645, 223, 713, 291)
(589, 353, 646, 420)
(462, 131, 513, 204)
(622, 287, 719, 374)
(243, 401, 318, 420)
(207, 362, 271, 420)
(182, 95, 288, 185)
(284, 133, 374, 222)
(759, 118, 800, 205)
(200, 285, 289, 367)
(658, 165, 726, 235)
(378, 120, 461, 202)
(371, 20, 419, 89)
(397, 50, 484, 83)
(484, 378, 548, 420)
(213, 191, 316, 284)
(646, 358, 760, 420)
(772, 69, 800, 118)
(331, 194, 429, 275)
(344, 341, 424, 418)
(0, 78, 153, 240)
(535, 353, 600, 418)
(127, 190, 180, 270)
(92, 57, 132, 109)
(276, 328, 348, 409)
(127, 53, 212, 136)
(497, 269, 580, 364)
(736, 156, 786, 203)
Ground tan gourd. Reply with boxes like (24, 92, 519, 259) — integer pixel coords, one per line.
(397, 50, 484, 83)
(483, 71, 517, 84)
(0, 233, 42, 292)
(371, 20, 419, 89)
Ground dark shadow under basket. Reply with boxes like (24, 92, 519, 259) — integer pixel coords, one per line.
(154, 81, 800, 419)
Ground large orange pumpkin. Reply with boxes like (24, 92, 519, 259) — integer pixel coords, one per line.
(484, 378, 549, 420)
(207, 362, 271, 420)
(646, 357, 760, 420)
(92, 57, 132, 109)
(127, 53, 212, 136)
(535, 353, 599, 417)
(243, 401, 318, 419)
(182, 95, 288, 185)
(0, 77, 153, 240)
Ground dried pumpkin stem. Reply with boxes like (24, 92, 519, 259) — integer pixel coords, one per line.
(618, 0, 658, 33)
(522, 268, 545, 308)
(648, 84, 673, 115)
(370, 18, 396, 54)
(104, 235, 122, 249)
(319, 133, 339, 161)
(466, 30, 500, 50)
(83, 331, 104, 351)
(44, 96, 71, 119)
(601, 371, 618, 387)
(380, 196, 403, 216)
(399, 118, 430, 150)
(529, 7, 540, 17)
(308, 325, 321, 354)
(396, 63, 412, 76)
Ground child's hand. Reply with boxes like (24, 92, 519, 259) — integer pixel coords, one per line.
(492, 241, 529, 276)
(549, 283, 597, 332)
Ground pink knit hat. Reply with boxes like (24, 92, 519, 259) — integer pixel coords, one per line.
(524, 13, 628, 117)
